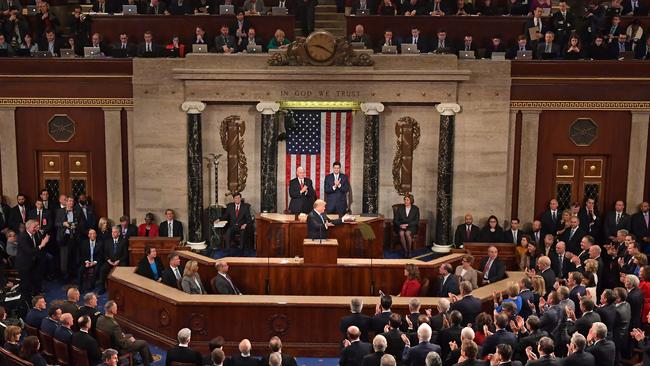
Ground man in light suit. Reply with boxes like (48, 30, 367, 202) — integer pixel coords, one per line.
(436, 263, 459, 297)
(213, 260, 241, 295)
(159, 209, 184, 240)
(323, 161, 350, 216)
(288, 166, 316, 214)
(307, 199, 349, 240)
(401, 323, 440, 366)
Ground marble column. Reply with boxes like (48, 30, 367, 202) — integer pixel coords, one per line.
(256, 101, 280, 213)
(360, 102, 384, 214)
(125, 107, 136, 219)
(627, 111, 650, 213)
(0, 107, 18, 205)
(517, 110, 541, 224)
(181, 101, 206, 242)
(435, 103, 461, 246)
(103, 107, 124, 222)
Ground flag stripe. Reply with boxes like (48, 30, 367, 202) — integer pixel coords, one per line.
(345, 112, 352, 182)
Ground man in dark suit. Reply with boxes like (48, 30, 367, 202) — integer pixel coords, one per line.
(537, 256, 556, 296)
(214, 24, 237, 53)
(379, 314, 406, 364)
(145, 0, 168, 13)
(362, 336, 386, 366)
(237, 27, 264, 53)
(560, 216, 585, 254)
(551, 1, 575, 45)
(551, 242, 572, 279)
(371, 295, 393, 334)
(40, 305, 61, 336)
(323, 161, 350, 215)
(404, 26, 429, 53)
(479, 246, 506, 284)
(220, 192, 253, 249)
(525, 336, 558, 366)
(166, 328, 203, 366)
(55, 197, 86, 280)
(401, 323, 440, 366)
(564, 333, 595, 366)
(340, 326, 372, 366)
(374, 30, 401, 53)
(259, 336, 297, 366)
(608, 33, 631, 59)
(8, 193, 28, 232)
(136, 31, 162, 57)
(92, 0, 111, 13)
(436, 263, 459, 297)
(86, 32, 112, 57)
(38, 29, 64, 56)
(351, 0, 373, 13)
(340, 298, 371, 342)
(437, 310, 463, 360)
(450, 281, 481, 327)
(229, 339, 258, 366)
(431, 30, 454, 54)
(214, 260, 241, 295)
(513, 315, 547, 364)
(53, 312, 74, 344)
(577, 198, 601, 241)
(518, 276, 535, 319)
(27, 199, 52, 235)
(492, 344, 522, 366)
(71, 315, 102, 366)
(161, 251, 184, 289)
(307, 199, 348, 240)
(288, 166, 316, 214)
(77, 292, 102, 335)
(16, 220, 50, 298)
(631, 201, 650, 248)
(636, 38, 650, 60)
(604, 200, 631, 242)
(613, 287, 631, 362)
(118, 216, 138, 241)
(25, 295, 48, 328)
(480, 313, 516, 358)
(453, 213, 480, 247)
(458, 34, 479, 59)
(595, 290, 617, 340)
(349, 24, 373, 49)
(504, 218, 524, 245)
(78, 229, 103, 292)
(454, 339, 485, 366)
(97, 226, 127, 294)
(113, 33, 137, 57)
(159, 208, 184, 239)
(585, 322, 616, 366)
(567, 271, 586, 317)
(540, 199, 562, 237)
(536, 31, 561, 59)
(625, 274, 644, 330)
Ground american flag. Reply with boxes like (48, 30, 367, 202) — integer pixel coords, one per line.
(286, 110, 353, 206)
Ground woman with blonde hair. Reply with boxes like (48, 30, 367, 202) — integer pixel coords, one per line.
(494, 282, 522, 314)
(455, 254, 478, 289)
(181, 260, 205, 294)
(556, 209, 572, 237)
(97, 217, 112, 241)
(267, 29, 290, 50)
(399, 263, 421, 297)
(530, 275, 546, 312)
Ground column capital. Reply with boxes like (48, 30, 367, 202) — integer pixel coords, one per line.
(181, 101, 206, 114)
(360, 102, 385, 116)
(520, 109, 542, 115)
(256, 101, 280, 115)
(436, 103, 461, 116)
(102, 107, 123, 112)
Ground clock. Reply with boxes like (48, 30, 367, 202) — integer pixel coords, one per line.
(569, 118, 598, 146)
(305, 30, 337, 63)
(47, 115, 76, 142)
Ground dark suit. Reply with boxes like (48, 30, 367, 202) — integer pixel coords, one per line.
(15, 231, 46, 297)
(167, 0, 192, 14)
(540, 268, 556, 296)
(71, 330, 102, 366)
(112, 42, 137, 57)
(568, 285, 586, 317)
(504, 229, 524, 245)
(451, 360, 488, 366)
(260, 353, 297, 366)
(136, 42, 162, 57)
(27, 209, 52, 234)
(608, 40, 631, 59)
(214, 34, 237, 53)
(166, 345, 203, 366)
(525, 355, 560, 366)
(159, 219, 184, 239)
(340, 340, 372, 366)
(540, 209, 562, 237)
(238, 36, 264, 53)
(54, 326, 73, 344)
(480, 329, 516, 358)
(551, 253, 572, 279)
(560, 227, 585, 254)
(78, 239, 103, 291)
(514, 330, 547, 363)
(614, 301, 631, 357)
(586, 339, 616, 366)
(98, 237, 127, 290)
(161, 265, 184, 289)
(539, 304, 560, 335)
(40, 317, 59, 336)
(394, 205, 420, 234)
(595, 304, 616, 340)
(221, 202, 253, 249)
(568, 310, 599, 338)
(229, 354, 259, 366)
(288, 177, 316, 214)
(118, 224, 138, 241)
(403, 36, 429, 53)
(604, 211, 631, 240)
(380, 328, 406, 364)
(8, 204, 28, 232)
(453, 224, 480, 246)
(479, 257, 506, 284)
(340, 313, 371, 342)
(214, 273, 240, 294)
(519, 289, 535, 319)
(135, 256, 164, 281)
(561, 350, 595, 366)
(307, 210, 342, 240)
(450, 295, 481, 327)
(628, 287, 644, 330)
(370, 311, 392, 334)
(438, 325, 462, 360)
(324, 173, 349, 215)
(362, 351, 385, 366)
(636, 42, 650, 60)
(631, 211, 650, 244)
(437, 274, 459, 297)
(402, 341, 441, 366)
(25, 308, 47, 328)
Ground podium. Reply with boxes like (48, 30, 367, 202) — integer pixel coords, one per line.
(128, 237, 181, 266)
(303, 239, 338, 264)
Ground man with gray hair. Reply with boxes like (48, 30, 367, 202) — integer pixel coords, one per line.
(430, 298, 450, 331)
(231, 339, 257, 366)
(445, 327, 474, 366)
(341, 298, 371, 342)
(402, 323, 441, 366)
(166, 327, 203, 366)
(363, 335, 387, 366)
(625, 273, 644, 330)
(269, 352, 282, 366)
(586, 322, 615, 366)
(407, 298, 422, 330)
(260, 336, 297, 366)
(564, 333, 595, 366)
(380, 354, 396, 366)
(425, 352, 442, 366)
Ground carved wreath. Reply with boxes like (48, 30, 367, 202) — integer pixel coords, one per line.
(220, 115, 248, 194)
(392, 117, 421, 195)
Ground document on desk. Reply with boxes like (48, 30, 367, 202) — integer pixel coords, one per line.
(213, 221, 228, 228)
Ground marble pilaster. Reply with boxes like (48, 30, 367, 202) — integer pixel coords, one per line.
(182, 101, 206, 242)
(103, 107, 124, 221)
(627, 111, 650, 213)
(0, 107, 18, 206)
(435, 103, 461, 246)
(360, 102, 384, 214)
(256, 101, 281, 213)
(518, 110, 541, 224)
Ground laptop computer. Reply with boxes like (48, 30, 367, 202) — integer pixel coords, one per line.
(26, 5, 37, 15)
(458, 50, 475, 59)
(219, 5, 234, 14)
(192, 44, 208, 53)
(400, 44, 419, 54)
(247, 44, 262, 53)
(33, 51, 51, 58)
(271, 6, 288, 14)
(619, 51, 634, 60)
(516, 50, 532, 60)
(84, 46, 101, 58)
(60, 49, 75, 58)
(350, 42, 365, 49)
(122, 5, 138, 14)
(355, 8, 369, 15)
(381, 45, 397, 54)
(491, 51, 506, 60)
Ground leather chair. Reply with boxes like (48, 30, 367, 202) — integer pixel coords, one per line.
(52, 337, 70, 366)
(24, 324, 38, 338)
(70, 345, 90, 366)
(418, 277, 430, 297)
(38, 330, 56, 363)
(209, 276, 218, 294)
(95, 328, 134, 365)
(0, 346, 32, 366)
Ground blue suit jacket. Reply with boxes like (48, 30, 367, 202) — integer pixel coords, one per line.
(436, 274, 459, 297)
(402, 342, 441, 366)
(323, 173, 349, 215)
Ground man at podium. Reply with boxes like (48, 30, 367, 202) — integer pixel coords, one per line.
(307, 199, 350, 239)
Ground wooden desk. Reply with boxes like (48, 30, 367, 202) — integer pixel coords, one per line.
(303, 239, 338, 264)
(256, 213, 385, 258)
(90, 15, 295, 45)
(107, 266, 525, 356)
(462, 242, 518, 270)
(128, 237, 181, 266)
(179, 251, 464, 296)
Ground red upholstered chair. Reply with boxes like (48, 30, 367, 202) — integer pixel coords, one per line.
(419, 278, 430, 297)
(52, 337, 70, 366)
(37, 330, 56, 363)
(70, 345, 90, 366)
(0, 346, 33, 366)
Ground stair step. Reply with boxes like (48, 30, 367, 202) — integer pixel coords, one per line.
(316, 4, 339, 11)
(316, 12, 346, 19)
(315, 20, 346, 28)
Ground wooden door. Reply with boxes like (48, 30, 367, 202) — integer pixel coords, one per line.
(553, 155, 607, 212)
(38, 152, 92, 200)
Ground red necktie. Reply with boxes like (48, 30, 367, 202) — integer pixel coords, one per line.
(235, 206, 239, 217)
(483, 258, 492, 275)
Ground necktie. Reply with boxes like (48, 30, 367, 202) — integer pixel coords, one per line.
(611, 26, 616, 34)
(30, 234, 36, 248)
(113, 240, 118, 254)
(645, 213, 649, 227)
(520, 46, 524, 51)
(535, 232, 539, 243)
(20, 207, 25, 222)
(466, 225, 471, 240)
(619, 43, 624, 52)
(558, 254, 564, 277)
(225, 274, 239, 294)
(173, 267, 181, 280)
(616, 213, 621, 225)
(38, 210, 42, 225)
(466, 45, 470, 51)
(483, 258, 492, 279)
(122, 43, 126, 49)
(147, 43, 151, 52)
(168, 222, 173, 237)
(546, 43, 551, 53)
(512, 231, 517, 244)
(413, 38, 416, 45)
(90, 242, 95, 262)
(439, 41, 444, 48)
(552, 211, 556, 221)
(299, 179, 304, 188)
(387, 39, 391, 46)
(569, 228, 575, 239)
(235, 205, 239, 217)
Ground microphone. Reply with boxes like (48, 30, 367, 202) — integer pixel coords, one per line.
(319, 216, 323, 244)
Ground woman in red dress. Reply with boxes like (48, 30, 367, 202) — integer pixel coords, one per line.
(400, 263, 421, 297)
(137, 212, 160, 237)
(639, 265, 650, 324)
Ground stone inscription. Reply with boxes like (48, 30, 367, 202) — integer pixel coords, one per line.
(279, 89, 361, 98)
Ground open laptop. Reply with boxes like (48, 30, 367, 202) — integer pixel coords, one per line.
(271, 6, 288, 14)
(458, 50, 475, 59)
(619, 51, 634, 60)
(490, 51, 506, 60)
(381, 45, 397, 54)
(247, 44, 262, 53)
(192, 44, 208, 53)
(83, 46, 101, 58)
(350, 42, 365, 49)
(122, 5, 138, 14)
(400, 44, 418, 54)
(60, 49, 75, 58)
(33, 51, 51, 58)
(219, 4, 234, 14)
(26, 5, 37, 15)
(516, 50, 532, 60)
(355, 8, 369, 15)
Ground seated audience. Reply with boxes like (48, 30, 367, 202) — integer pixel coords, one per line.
(429, 0, 447, 15)
(350, 24, 373, 49)
(214, 260, 241, 294)
(636, 37, 650, 59)
(476, 0, 498, 14)
(137, 30, 162, 57)
(506, 0, 528, 15)
(193, 0, 215, 14)
(3, 325, 21, 355)
(589, 35, 610, 60)
(181, 260, 206, 294)
(431, 30, 454, 54)
(377, 0, 398, 15)
(135, 244, 164, 282)
(454, 213, 480, 246)
(167, 328, 203, 366)
(402, 323, 440, 366)
(341, 327, 373, 366)
(137, 212, 159, 237)
(238, 28, 264, 53)
(53, 312, 74, 343)
(454, 0, 474, 15)
(563, 34, 584, 59)
(162, 251, 184, 288)
(168, 0, 192, 14)
(25, 295, 48, 329)
(609, 33, 631, 59)
(87, 32, 110, 56)
(166, 35, 186, 57)
(38, 29, 63, 57)
(71, 315, 102, 366)
(536, 31, 561, 59)
(242, 0, 265, 15)
(191, 26, 209, 45)
(220, 192, 253, 249)
(102, 348, 120, 366)
(455, 255, 478, 289)
(40, 304, 61, 336)
(479, 216, 504, 243)
(267, 29, 290, 50)
(404, 26, 428, 53)
(479, 246, 506, 283)
(19, 34, 39, 55)
(215, 24, 236, 53)
(19, 335, 47, 366)
(79, 229, 102, 292)
(97, 300, 154, 366)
